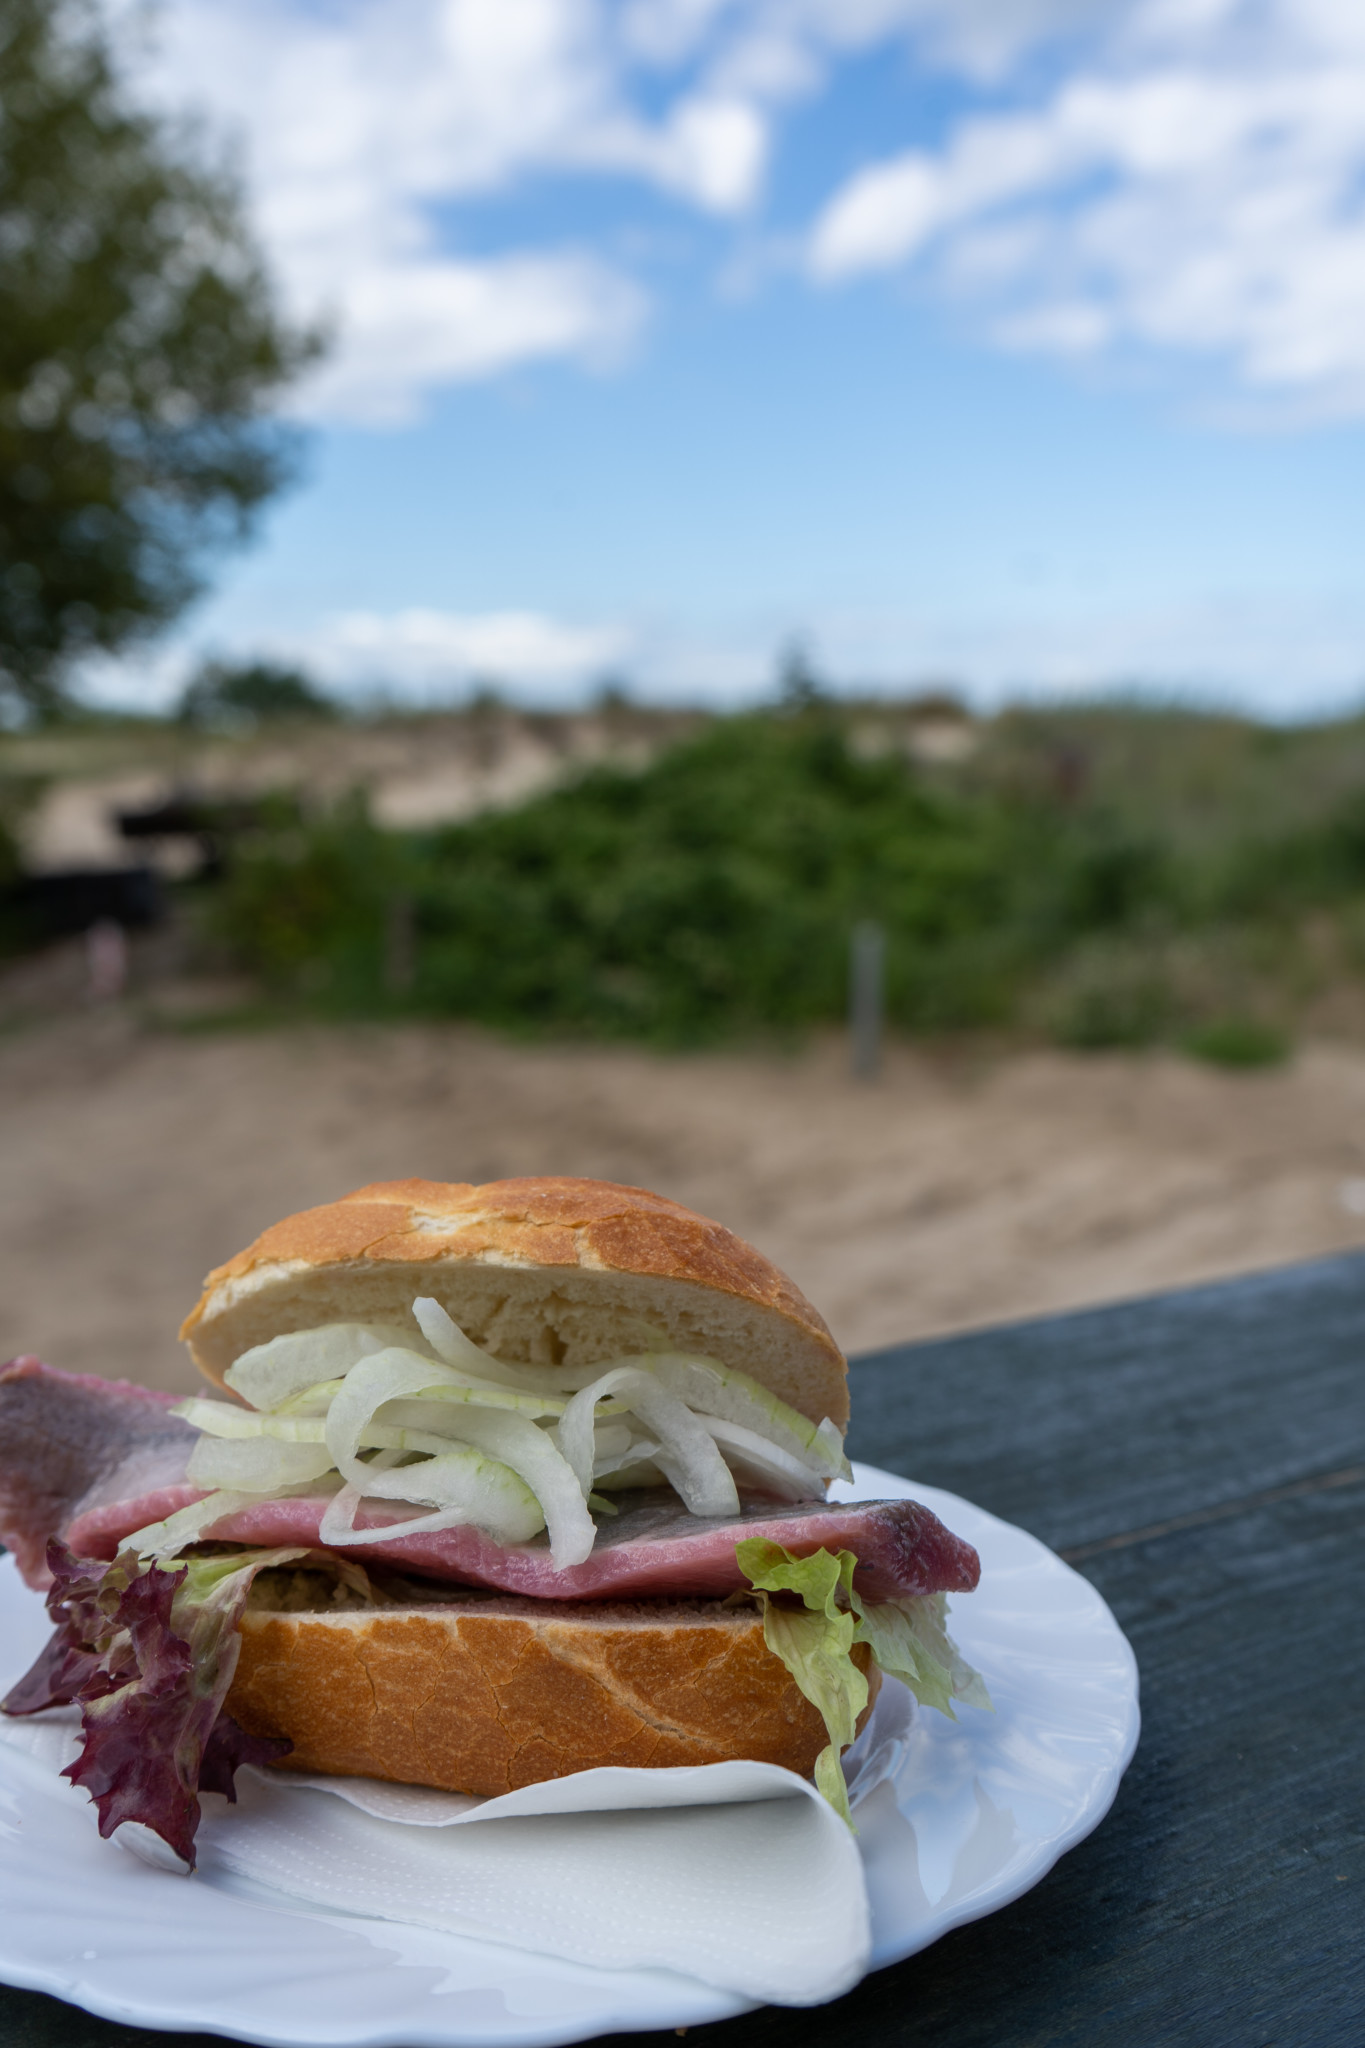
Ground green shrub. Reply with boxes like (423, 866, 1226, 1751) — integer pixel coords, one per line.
(409, 719, 1041, 1039)
(197, 702, 1365, 1050)
(178, 661, 337, 731)
(210, 717, 1069, 1040)
(1049, 955, 1175, 1050)
(205, 797, 409, 1004)
(1182, 1018, 1290, 1069)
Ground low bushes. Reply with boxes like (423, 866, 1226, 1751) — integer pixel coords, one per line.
(202, 704, 1365, 1056)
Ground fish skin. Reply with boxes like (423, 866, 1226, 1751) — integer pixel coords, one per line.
(0, 1360, 196, 1589)
(185, 1487, 981, 1601)
(66, 1485, 206, 1559)
(2, 1365, 981, 1601)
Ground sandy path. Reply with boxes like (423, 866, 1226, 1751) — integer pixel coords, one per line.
(3, 1014, 1365, 1394)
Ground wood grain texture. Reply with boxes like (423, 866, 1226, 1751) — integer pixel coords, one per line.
(5, 1250, 1363, 2048)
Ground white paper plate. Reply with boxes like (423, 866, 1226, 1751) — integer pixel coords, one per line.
(0, 1464, 1139, 2045)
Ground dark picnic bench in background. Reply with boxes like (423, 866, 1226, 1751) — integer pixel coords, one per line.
(3, 1254, 1362, 2048)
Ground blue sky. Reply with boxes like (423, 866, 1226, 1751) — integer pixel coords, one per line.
(99, 0, 1365, 716)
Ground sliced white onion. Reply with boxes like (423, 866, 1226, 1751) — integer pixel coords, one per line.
(317, 1445, 543, 1549)
(591, 1421, 634, 1464)
(226, 1376, 569, 1430)
(185, 1314, 847, 1566)
(384, 1380, 568, 1421)
(321, 1348, 592, 1565)
(323, 1349, 466, 1487)
(225, 1324, 428, 1412)
(411, 1298, 548, 1391)
(813, 1417, 848, 1477)
(361, 1421, 466, 1456)
(176, 1396, 542, 1465)
(694, 1414, 826, 1502)
(358, 1447, 543, 1541)
(317, 1483, 485, 1550)
(130, 1473, 349, 1558)
(543, 1349, 848, 1481)
(592, 1457, 667, 1492)
(127, 1489, 260, 1557)
(174, 1399, 328, 1443)
(592, 1435, 661, 1480)
(187, 1435, 336, 1492)
(274, 1378, 344, 1418)
(643, 1355, 851, 1482)
(420, 1408, 595, 1568)
(558, 1368, 739, 1519)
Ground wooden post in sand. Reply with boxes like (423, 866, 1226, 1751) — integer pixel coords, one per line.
(384, 892, 416, 996)
(849, 920, 884, 1081)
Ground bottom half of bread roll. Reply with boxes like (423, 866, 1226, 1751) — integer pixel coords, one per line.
(227, 1573, 880, 1797)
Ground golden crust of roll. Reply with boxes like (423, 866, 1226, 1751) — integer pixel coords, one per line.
(227, 1592, 878, 1796)
(183, 1176, 847, 1428)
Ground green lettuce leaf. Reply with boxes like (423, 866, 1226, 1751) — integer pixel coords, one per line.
(734, 1540, 991, 1826)
(855, 1589, 993, 1716)
(734, 1538, 866, 1827)
(848, 1594, 956, 1716)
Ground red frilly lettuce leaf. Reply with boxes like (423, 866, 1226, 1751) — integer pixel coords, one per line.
(2, 1538, 299, 1868)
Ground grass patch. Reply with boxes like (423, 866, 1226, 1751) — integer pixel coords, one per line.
(1182, 1019, 1291, 1069)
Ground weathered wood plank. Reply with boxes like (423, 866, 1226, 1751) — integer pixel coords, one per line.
(845, 1250, 1365, 1552)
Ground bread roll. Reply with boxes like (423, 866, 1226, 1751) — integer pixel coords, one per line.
(228, 1584, 879, 1796)
(183, 1176, 847, 1427)
(195, 1180, 863, 1799)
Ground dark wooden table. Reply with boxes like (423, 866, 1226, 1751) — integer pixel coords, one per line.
(2, 1254, 1362, 2047)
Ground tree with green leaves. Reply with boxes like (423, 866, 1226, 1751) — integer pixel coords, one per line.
(0, 0, 319, 720)
(178, 658, 337, 730)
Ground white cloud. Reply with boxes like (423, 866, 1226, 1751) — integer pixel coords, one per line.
(80, 582, 1365, 721)
(298, 608, 633, 696)
(141, 0, 769, 423)
(618, 94, 769, 212)
(131, 0, 1128, 426)
(808, 1, 1365, 415)
(300, 253, 644, 425)
(625, 0, 1123, 86)
(256, 586, 1365, 717)
(74, 607, 634, 714)
(121, 1, 1365, 422)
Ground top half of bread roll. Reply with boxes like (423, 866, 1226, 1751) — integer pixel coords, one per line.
(181, 1177, 848, 1428)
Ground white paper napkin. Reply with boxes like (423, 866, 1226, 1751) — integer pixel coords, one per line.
(0, 1686, 915, 2007)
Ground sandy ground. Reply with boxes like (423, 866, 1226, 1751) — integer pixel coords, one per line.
(3, 1006, 1365, 1395)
